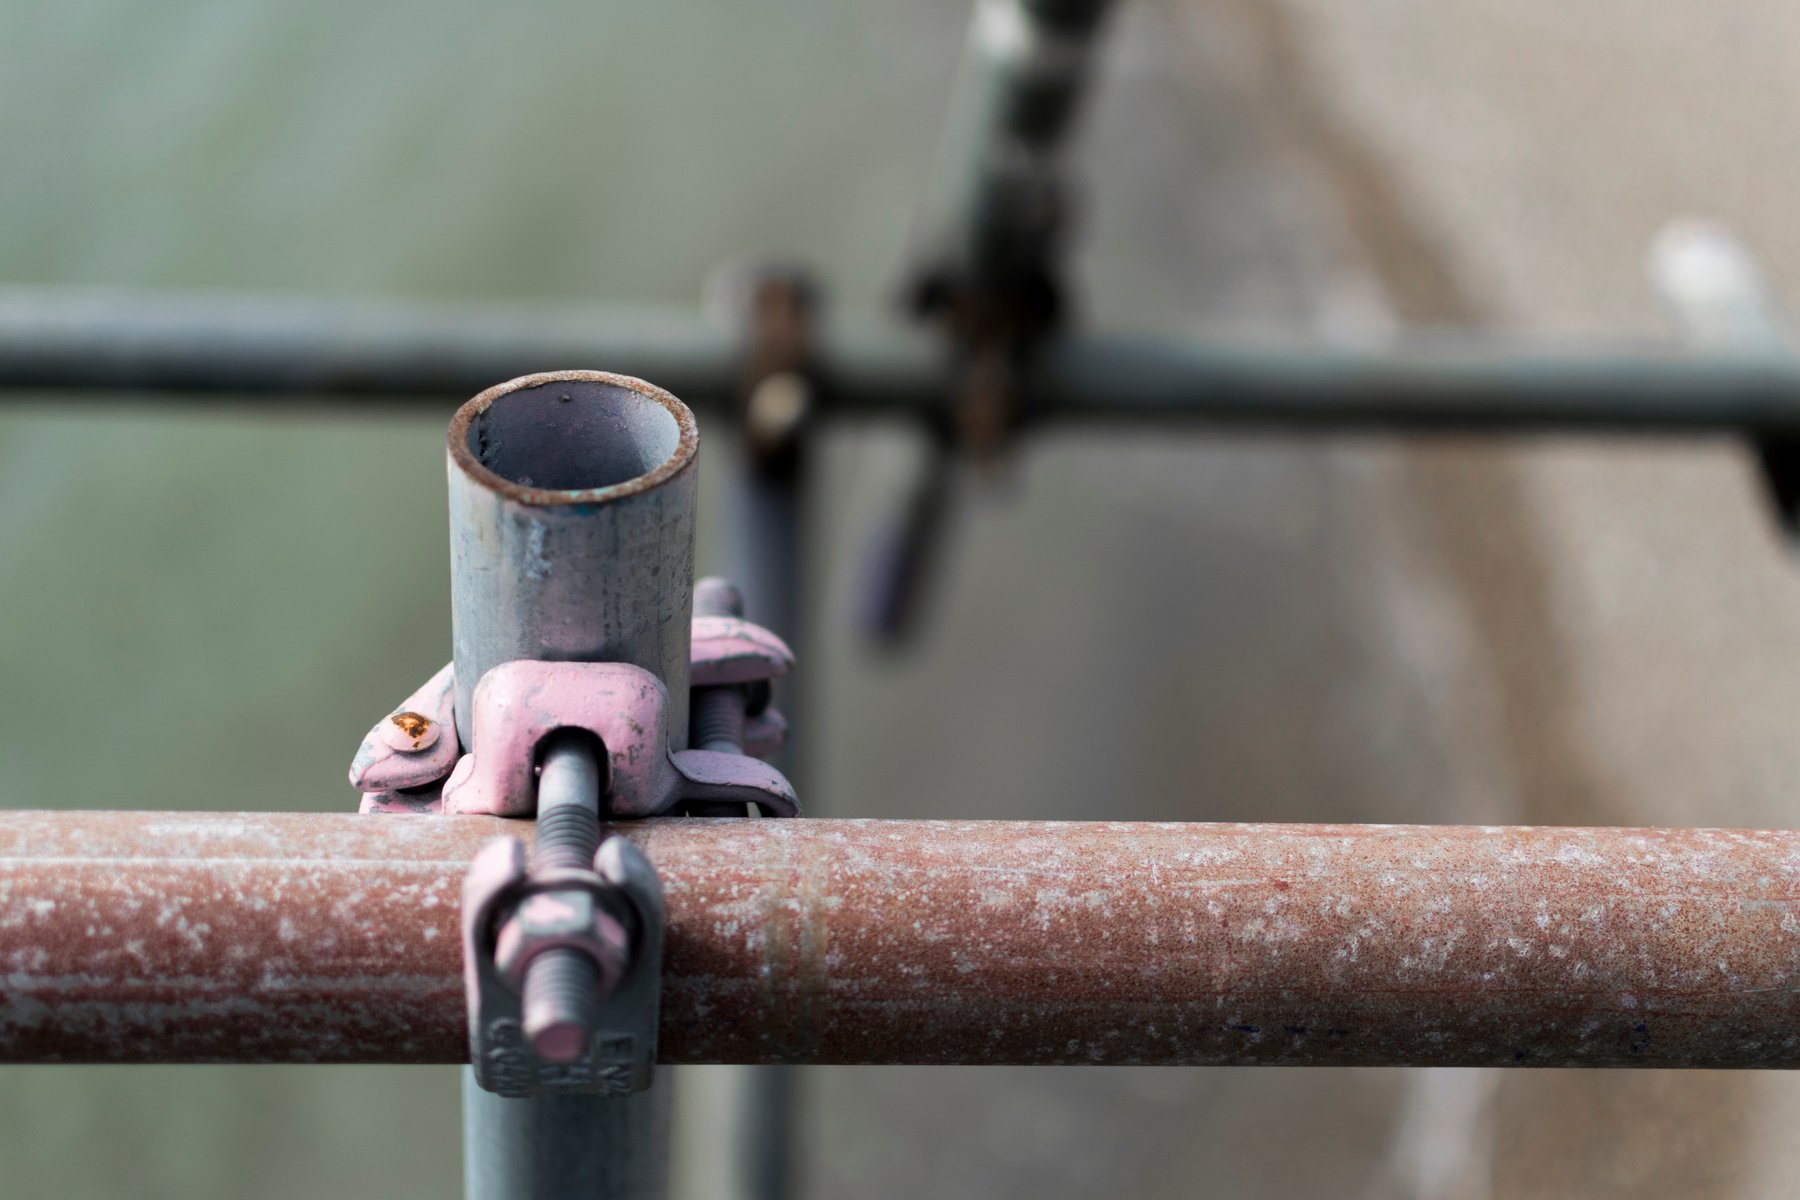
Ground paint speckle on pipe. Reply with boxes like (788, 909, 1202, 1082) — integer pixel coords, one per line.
(6, 813, 1800, 1068)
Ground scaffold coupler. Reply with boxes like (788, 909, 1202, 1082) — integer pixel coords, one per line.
(347, 612, 796, 1096)
(344, 369, 798, 1108)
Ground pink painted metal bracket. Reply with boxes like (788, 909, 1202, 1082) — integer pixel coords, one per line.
(355, 662, 798, 818)
(351, 613, 796, 815)
(441, 660, 797, 818)
(742, 708, 787, 759)
(350, 663, 461, 813)
(689, 615, 793, 686)
(692, 613, 792, 757)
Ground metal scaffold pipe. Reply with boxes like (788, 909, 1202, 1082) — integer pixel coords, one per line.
(446, 370, 699, 1200)
(13, 285, 1800, 435)
(446, 370, 699, 744)
(7, 811, 1800, 1070)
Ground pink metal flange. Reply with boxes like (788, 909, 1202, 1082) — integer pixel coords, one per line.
(350, 612, 796, 815)
(442, 660, 796, 818)
(689, 614, 793, 686)
(348, 662, 460, 796)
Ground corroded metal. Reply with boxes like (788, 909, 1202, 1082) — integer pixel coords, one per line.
(350, 661, 461, 797)
(0, 809, 496, 1063)
(8, 812, 1800, 1069)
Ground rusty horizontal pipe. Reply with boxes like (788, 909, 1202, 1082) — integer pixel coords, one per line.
(5, 810, 1800, 1068)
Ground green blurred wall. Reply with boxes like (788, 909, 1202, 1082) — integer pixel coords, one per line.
(0, 3, 961, 1195)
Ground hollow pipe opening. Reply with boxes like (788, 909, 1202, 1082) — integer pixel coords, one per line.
(449, 370, 698, 505)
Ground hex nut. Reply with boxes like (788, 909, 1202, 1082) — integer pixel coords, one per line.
(493, 886, 630, 992)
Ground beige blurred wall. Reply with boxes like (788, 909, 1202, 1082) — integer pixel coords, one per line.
(1280, 1, 1800, 1196)
(808, 1, 1800, 1196)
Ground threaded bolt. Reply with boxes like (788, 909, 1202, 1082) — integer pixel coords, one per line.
(521, 948, 601, 1064)
(522, 729, 606, 1063)
(690, 579, 753, 819)
(532, 798, 601, 872)
(693, 576, 745, 620)
(691, 685, 747, 753)
(692, 577, 749, 755)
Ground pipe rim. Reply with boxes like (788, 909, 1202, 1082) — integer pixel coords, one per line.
(449, 369, 699, 506)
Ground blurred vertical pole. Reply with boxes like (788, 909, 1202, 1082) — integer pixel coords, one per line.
(715, 429, 806, 1200)
(674, 270, 818, 1200)
(672, 435, 805, 1200)
(449, 371, 698, 1200)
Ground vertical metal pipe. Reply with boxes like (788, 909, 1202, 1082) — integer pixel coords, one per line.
(447, 369, 699, 748)
(719, 439, 805, 1200)
(448, 369, 699, 1200)
(675, 452, 808, 1200)
(464, 1071, 673, 1199)
(679, 266, 814, 1200)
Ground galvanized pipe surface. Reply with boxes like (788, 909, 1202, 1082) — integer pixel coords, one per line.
(446, 369, 699, 746)
(464, 1070, 671, 1200)
(447, 370, 699, 1200)
(14, 286, 1800, 434)
(8, 811, 1800, 1069)
(1026, 332, 1800, 432)
(0, 285, 933, 414)
(0, 286, 744, 404)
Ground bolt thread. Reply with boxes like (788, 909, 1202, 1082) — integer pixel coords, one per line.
(692, 577, 752, 816)
(693, 577, 745, 619)
(692, 686, 747, 754)
(521, 948, 602, 1064)
(522, 730, 606, 1062)
(533, 800, 601, 872)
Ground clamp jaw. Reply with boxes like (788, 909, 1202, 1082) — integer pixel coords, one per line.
(350, 591, 797, 1097)
(347, 611, 797, 815)
(462, 836, 665, 1097)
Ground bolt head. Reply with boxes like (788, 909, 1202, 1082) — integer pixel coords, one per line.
(378, 710, 439, 752)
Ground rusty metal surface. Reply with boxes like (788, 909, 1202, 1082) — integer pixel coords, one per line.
(6, 811, 1800, 1067)
(0, 809, 504, 1062)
